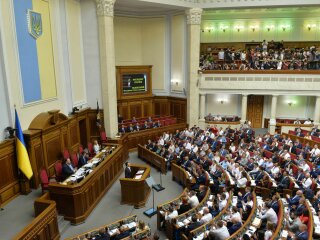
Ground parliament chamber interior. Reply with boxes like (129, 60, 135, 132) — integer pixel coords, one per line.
(1, 0, 320, 239)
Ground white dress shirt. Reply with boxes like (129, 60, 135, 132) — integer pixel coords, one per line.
(200, 213, 212, 223)
(303, 177, 312, 189)
(188, 195, 199, 208)
(165, 210, 178, 220)
(260, 208, 278, 224)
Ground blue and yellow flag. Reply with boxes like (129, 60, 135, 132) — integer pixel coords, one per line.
(15, 110, 33, 179)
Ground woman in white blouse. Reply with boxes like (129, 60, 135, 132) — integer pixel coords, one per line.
(236, 171, 247, 188)
(93, 140, 101, 154)
(264, 222, 275, 240)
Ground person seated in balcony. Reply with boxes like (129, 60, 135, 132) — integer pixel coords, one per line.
(133, 123, 140, 131)
(126, 124, 134, 132)
(304, 118, 312, 124)
(214, 115, 222, 121)
(119, 124, 126, 134)
(131, 116, 137, 123)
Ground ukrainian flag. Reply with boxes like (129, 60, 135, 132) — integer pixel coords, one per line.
(15, 110, 33, 179)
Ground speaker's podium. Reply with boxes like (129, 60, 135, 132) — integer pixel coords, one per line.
(120, 164, 151, 208)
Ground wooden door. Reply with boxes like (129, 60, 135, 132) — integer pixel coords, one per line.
(247, 95, 264, 128)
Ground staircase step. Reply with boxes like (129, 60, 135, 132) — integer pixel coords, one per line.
(57, 215, 70, 235)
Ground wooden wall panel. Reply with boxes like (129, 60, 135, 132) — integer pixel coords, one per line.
(68, 119, 80, 152)
(0, 139, 20, 205)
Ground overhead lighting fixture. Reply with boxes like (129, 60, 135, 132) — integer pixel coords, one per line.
(234, 26, 243, 32)
(266, 25, 274, 32)
(250, 25, 258, 32)
(220, 26, 228, 32)
(307, 24, 316, 31)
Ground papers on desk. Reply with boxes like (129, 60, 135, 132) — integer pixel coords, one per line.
(183, 218, 191, 225)
(252, 217, 262, 228)
(136, 170, 145, 175)
(209, 195, 213, 200)
(134, 175, 142, 180)
(177, 221, 184, 227)
(193, 232, 205, 240)
(108, 228, 118, 236)
(207, 201, 213, 207)
(281, 230, 288, 238)
(123, 221, 136, 229)
(251, 180, 256, 186)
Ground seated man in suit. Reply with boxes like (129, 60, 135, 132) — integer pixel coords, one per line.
(62, 158, 76, 180)
(287, 190, 303, 209)
(124, 162, 132, 178)
(277, 171, 290, 191)
(287, 224, 308, 240)
(119, 124, 126, 134)
(115, 225, 130, 240)
(127, 124, 134, 132)
(227, 216, 242, 235)
(78, 150, 89, 168)
(184, 215, 202, 236)
(95, 228, 110, 240)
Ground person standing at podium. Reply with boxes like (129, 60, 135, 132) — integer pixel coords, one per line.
(125, 162, 132, 178)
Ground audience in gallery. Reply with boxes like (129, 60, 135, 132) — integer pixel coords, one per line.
(200, 40, 320, 71)
(118, 116, 165, 134)
(205, 113, 240, 122)
(144, 123, 320, 239)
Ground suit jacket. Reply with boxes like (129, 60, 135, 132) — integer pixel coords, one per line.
(185, 221, 202, 235)
(197, 190, 206, 202)
(125, 166, 132, 178)
(288, 195, 301, 207)
(228, 222, 242, 235)
(62, 163, 74, 180)
(270, 200, 279, 214)
(114, 231, 130, 240)
(78, 155, 88, 168)
(296, 231, 308, 240)
(178, 204, 191, 215)
(289, 146, 297, 154)
(279, 176, 290, 188)
(295, 204, 305, 216)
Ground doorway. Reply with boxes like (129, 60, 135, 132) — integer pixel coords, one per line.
(247, 95, 264, 128)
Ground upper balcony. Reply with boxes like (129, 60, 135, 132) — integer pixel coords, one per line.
(198, 70, 320, 95)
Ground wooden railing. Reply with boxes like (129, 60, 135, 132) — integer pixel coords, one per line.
(14, 192, 60, 240)
(186, 191, 234, 240)
(109, 122, 188, 151)
(137, 144, 167, 174)
(157, 188, 188, 229)
(171, 163, 195, 189)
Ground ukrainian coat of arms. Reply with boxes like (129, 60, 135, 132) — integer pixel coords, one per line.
(27, 10, 42, 39)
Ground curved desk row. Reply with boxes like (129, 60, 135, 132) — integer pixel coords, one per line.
(109, 122, 188, 152)
(65, 214, 151, 240)
(184, 191, 234, 240)
(14, 192, 59, 240)
(48, 143, 126, 224)
(171, 163, 196, 189)
(137, 144, 167, 174)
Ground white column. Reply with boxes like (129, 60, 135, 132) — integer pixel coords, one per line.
(199, 93, 206, 129)
(240, 94, 248, 124)
(314, 96, 320, 126)
(95, 0, 118, 137)
(269, 95, 278, 134)
(186, 8, 202, 127)
(199, 93, 206, 119)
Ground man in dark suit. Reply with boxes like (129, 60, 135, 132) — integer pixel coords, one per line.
(277, 171, 290, 191)
(133, 123, 140, 131)
(288, 142, 297, 154)
(197, 185, 207, 202)
(287, 190, 303, 208)
(127, 124, 134, 132)
(178, 197, 191, 215)
(78, 151, 89, 168)
(114, 226, 130, 240)
(228, 217, 242, 235)
(185, 215, 202, 236)
(288, 224, 308, 240)
(62, 158, 76, 180)
(119, 125, 126, 134)
(270, 195, 280, 214)
(124, 162, 131, 178)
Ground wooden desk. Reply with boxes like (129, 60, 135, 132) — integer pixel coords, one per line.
(109, 122, 187, 151)
(65, 215, 137, 240)
(14, 192, 60, 240)
(171, 163, 195, 189)
(137, 144, 167, 174)
(205, 121, 241, 130)
(156, 188, 188, 230)
(48, 143, 125, 224)
(120, 164, 151, 208)
(277, 123, 313, 134)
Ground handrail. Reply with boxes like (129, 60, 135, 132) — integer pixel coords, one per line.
(14, 192, 60, 240)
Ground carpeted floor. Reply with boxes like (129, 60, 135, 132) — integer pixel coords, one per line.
(0, 151, 182, 239)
